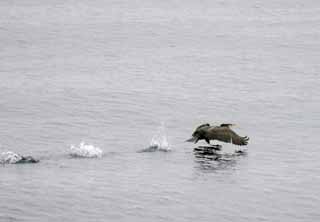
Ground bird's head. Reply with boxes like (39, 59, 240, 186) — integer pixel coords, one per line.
(185, 123, 210, 143)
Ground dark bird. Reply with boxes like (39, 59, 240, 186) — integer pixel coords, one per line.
(186, 123, 249, 146)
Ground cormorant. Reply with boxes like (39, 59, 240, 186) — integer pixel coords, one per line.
(186, 123, 249, 146)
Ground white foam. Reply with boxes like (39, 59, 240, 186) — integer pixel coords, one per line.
(69, 142, 103, 158)
(0, 151, 22, 164)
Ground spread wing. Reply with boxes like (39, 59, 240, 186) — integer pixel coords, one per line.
(196, 123, 210, 130)
(220, 123, 235, 128)
(209, 127, 249, 146)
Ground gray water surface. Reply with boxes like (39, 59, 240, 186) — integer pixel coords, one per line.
(1, 0, 320, 221)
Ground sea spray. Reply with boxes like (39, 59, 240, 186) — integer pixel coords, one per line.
(69, 142, 103, 158)
(139, 123, 171, 152)
(0, 151, 39, 164)
(0, 151, 22, 164)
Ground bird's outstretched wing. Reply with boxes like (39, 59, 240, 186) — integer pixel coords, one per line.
(210, 127, 249, 146)
(196, 123, 210, 130)
(220, 123, 235, 128)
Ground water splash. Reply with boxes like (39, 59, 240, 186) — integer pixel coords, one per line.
(0, 151, 22, 164)
(0, 151, 39, 164)
(139, 123, 171, 152)
(69, 142, 103, 158)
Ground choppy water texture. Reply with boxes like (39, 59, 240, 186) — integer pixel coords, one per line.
(1, 0, 320, 221)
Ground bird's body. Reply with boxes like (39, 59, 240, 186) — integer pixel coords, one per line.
(187, 123, 249, 146)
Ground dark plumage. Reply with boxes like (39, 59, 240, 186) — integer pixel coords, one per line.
(186, 123, 249, 146)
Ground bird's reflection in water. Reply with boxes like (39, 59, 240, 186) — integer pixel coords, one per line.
(193, 146, 247, 172)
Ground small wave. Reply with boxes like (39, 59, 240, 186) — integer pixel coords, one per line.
(69, 142, 103, 158)
(139, 123, 171, 152)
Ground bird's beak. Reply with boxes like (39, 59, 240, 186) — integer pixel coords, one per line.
(185, 137, 198, 143)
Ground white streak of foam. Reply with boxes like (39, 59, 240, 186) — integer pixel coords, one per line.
(69, 142, 103, 158)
